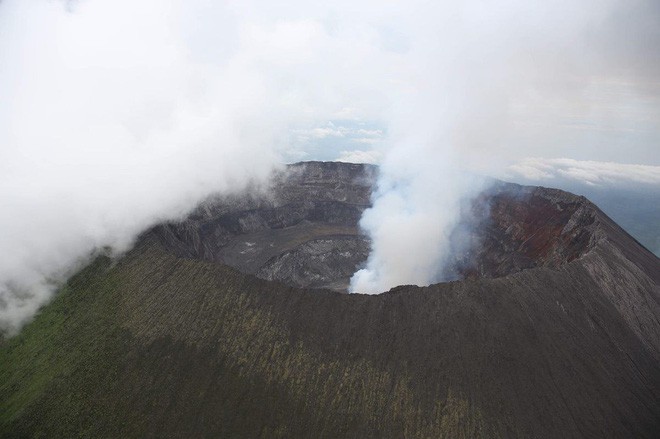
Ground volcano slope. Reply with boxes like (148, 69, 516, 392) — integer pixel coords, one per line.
(1, 162, 659, 438)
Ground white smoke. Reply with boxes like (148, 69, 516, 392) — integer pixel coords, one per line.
(1, 0, 658, 329)
(0, 0, 386, 334)
(0, 0, 287, 333)
(350, 149, 487, 292)
(350, 0, 660, 293)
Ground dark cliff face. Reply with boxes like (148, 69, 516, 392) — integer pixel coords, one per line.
(1, 161, 659, 438)
(450, 183, 600, 280)
(153, 161, 376, 291)
(153, 161, 603, 290)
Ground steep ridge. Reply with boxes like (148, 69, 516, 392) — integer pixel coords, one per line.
(1, 162, 659, 438)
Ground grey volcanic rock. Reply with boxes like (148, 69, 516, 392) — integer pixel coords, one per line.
(257, 235, 370, 290)
(448, 183, 600, 279)
(154, 161, 375, 291)
(153, 161, 617, 291)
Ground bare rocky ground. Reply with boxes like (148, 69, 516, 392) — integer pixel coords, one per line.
(154, 161, 610, 289)
(154, 161, 375, 291)
(1, 161, 658, 438)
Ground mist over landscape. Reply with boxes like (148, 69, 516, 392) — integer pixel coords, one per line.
(1, 1, 660, 437)
(1, 0, 658, 334)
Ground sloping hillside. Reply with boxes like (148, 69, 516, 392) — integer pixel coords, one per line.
(1, 163, 659, 438)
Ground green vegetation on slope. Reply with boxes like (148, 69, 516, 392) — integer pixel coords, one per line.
(0, 256, 129, 437)
(0, 238, 489, 438)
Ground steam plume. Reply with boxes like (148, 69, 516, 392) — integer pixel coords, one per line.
(1, 0, 658, 329)
(350, 0, 660, 293)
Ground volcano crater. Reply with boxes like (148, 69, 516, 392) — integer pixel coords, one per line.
(150, 161, 601, 292)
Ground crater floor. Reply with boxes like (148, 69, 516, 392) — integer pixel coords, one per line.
(154, 161, 600, 291)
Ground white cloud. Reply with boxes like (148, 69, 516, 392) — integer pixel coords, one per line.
(309, 127, 346, 139)
(0, 0, 296, 333)
(336, 149, 382, 164)
(286, 121, 385, 161)
(351, 137, 381, 145)
(508, 163, 555, 180)
(508, 158, 660, 186)
(1, 0, 660, 328)
(355, 129, 384, 137)
(293, 125, 384, 142)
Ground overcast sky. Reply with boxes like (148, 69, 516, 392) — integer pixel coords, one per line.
(1, 0, 659, 329)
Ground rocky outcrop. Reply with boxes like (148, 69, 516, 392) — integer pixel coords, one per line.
(154, 161, 375, 291)
(450, 183, 600, 279)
